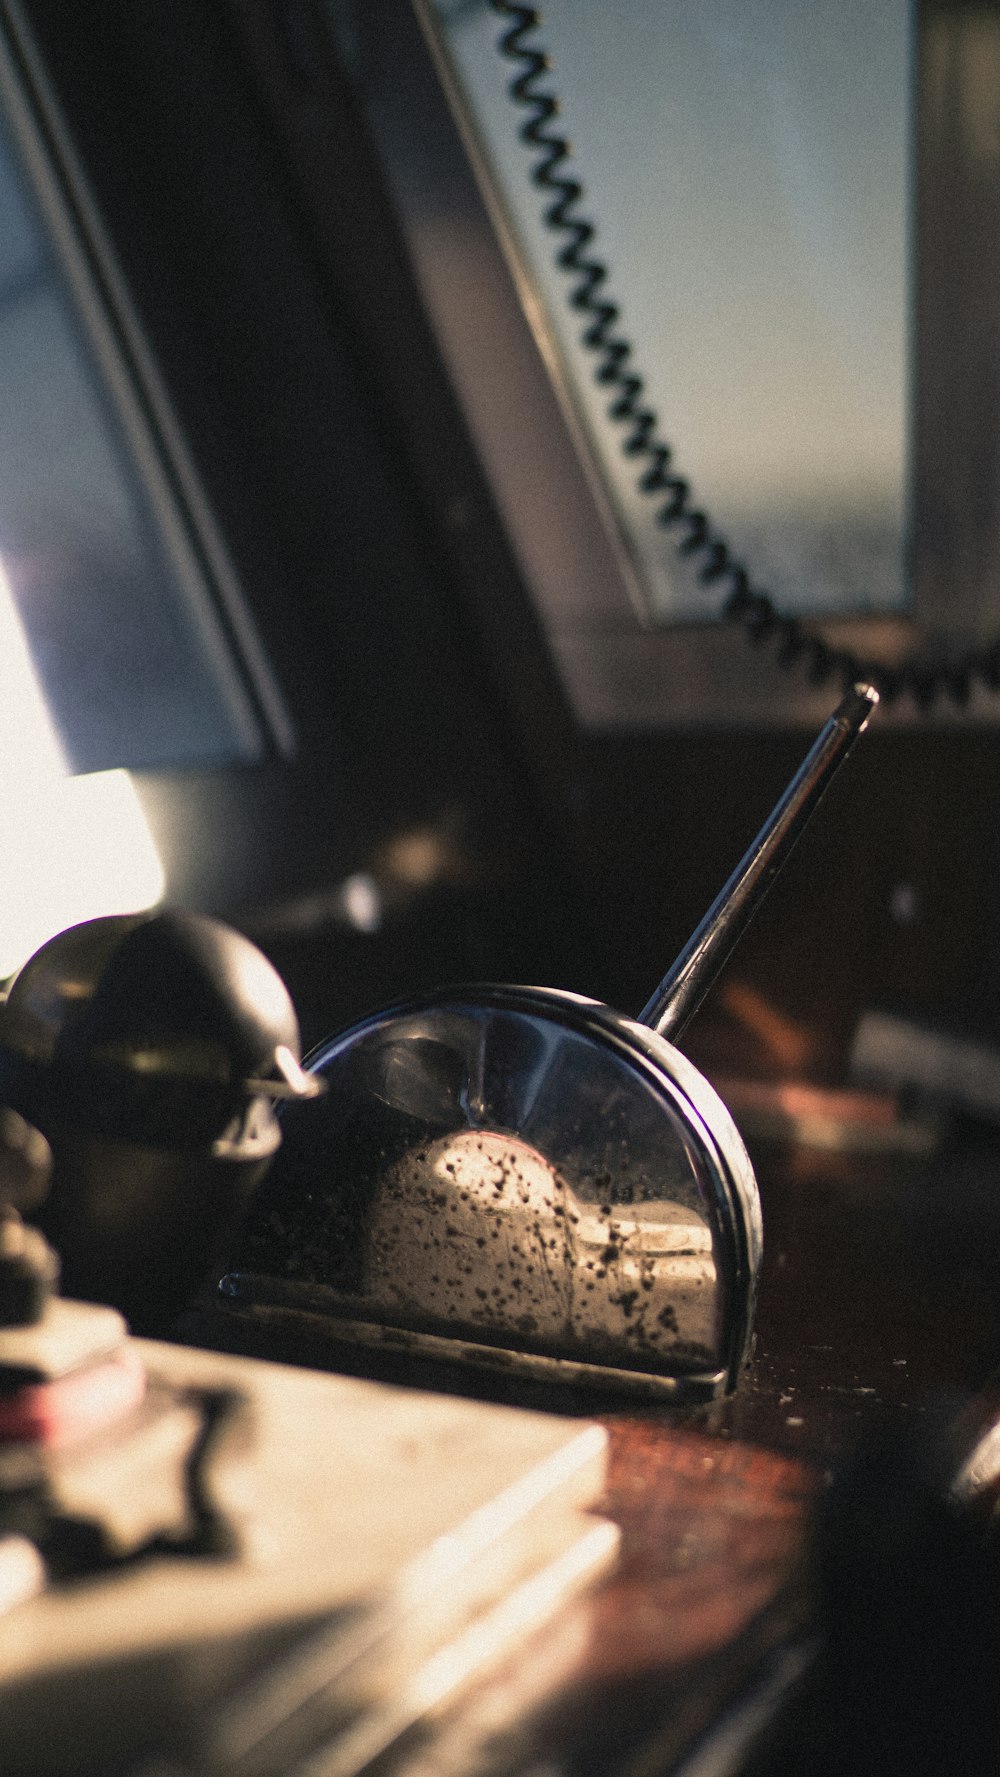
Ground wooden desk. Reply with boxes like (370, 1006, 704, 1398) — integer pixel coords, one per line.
(189, 1122, 1000, 1775)
(372, 1127, 1000, 1775)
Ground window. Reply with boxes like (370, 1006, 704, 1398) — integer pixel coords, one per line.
(342, 0, 998, 725)
(0, 9, 288, 971)
(433, 0, 910, 630)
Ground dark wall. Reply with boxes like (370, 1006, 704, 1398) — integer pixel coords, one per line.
(19, 0, 599, 1046)
(216, 0, 1000, 1080)
(19, 0, 1000, 1078)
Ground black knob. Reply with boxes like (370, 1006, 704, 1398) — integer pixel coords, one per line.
(0, 911, 318, 1333)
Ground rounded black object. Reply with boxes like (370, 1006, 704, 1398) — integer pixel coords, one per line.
(0, 910, 317, 1332)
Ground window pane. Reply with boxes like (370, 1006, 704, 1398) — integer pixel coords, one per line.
(433, 0, 911, 626)
(0, 100, 266, 772)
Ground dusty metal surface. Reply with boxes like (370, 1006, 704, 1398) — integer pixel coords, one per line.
(229, 989, 761, 1393)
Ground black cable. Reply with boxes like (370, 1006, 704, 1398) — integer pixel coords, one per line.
(489, 0, 1000, 712)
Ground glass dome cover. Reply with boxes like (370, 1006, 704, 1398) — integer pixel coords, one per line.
(231, 986, 761, 1395)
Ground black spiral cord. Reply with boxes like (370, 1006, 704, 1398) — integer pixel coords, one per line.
(489, 0, 1000, 712)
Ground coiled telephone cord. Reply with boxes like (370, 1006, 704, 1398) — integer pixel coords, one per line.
(490, 0, 1000, 712)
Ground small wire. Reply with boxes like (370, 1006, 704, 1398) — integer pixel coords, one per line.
(489, 0, 998, 712)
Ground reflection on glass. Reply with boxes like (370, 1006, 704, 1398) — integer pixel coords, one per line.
(0, 93, 264, 771)
(432, 0, 910, 624)
(0, 558, 163, 976)
(368, 1127, 717, 1364)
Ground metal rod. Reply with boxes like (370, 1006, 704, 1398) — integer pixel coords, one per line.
(638, 682, 879, 1044)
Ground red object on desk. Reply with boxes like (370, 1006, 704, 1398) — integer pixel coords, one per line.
(0, 1348, 145, 1446)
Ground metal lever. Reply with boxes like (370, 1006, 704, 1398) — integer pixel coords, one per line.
(638, 682, 879, 1043)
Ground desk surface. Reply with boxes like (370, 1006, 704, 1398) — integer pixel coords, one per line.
(393, 1125, 1000, 1776)
(191, 1122, 1000, 1775)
